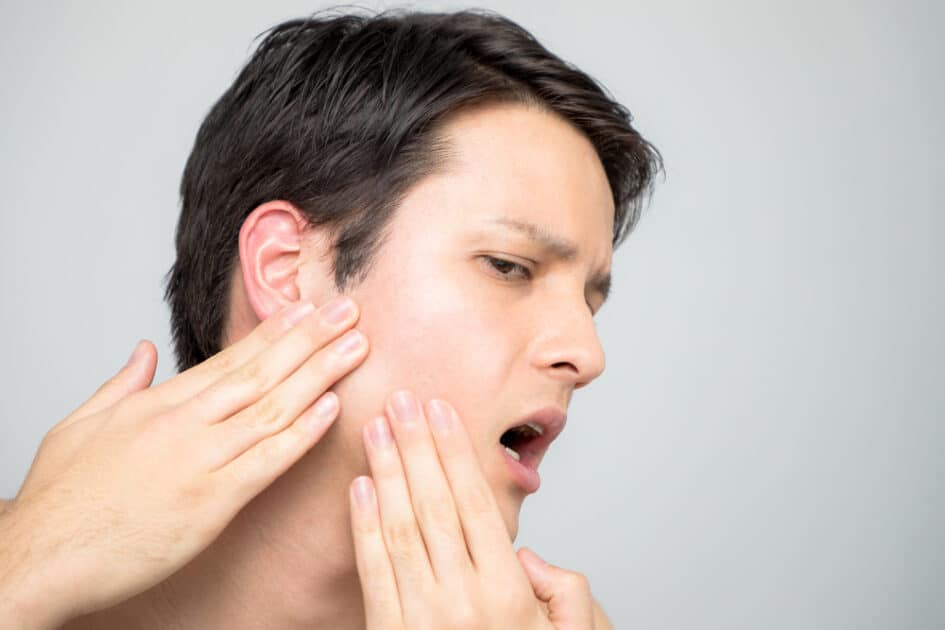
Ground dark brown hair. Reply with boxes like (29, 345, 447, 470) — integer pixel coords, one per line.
(164, 7, 662, 371)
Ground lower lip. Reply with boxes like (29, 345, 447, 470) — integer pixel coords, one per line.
(500, 444, 541, 493)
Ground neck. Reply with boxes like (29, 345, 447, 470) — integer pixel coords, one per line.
(69, 427, 367, 630)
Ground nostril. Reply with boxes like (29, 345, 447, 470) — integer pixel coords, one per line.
(551, 360, 579, 372)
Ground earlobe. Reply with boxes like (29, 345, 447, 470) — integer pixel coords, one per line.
(238, 200, 308, 321)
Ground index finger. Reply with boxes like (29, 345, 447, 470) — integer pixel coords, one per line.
(148, 298, 353, 408)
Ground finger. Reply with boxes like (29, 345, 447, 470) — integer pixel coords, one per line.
(517, 547, 595, 629)
(203, 327, 368, 470)
(362, 415, 435, 607)
(152, 297, 355, 409)
(385, 390, 469, 583)
(54, 340, 158, 431)
(349, 476, 404, 628)
(211, 391, 340, 510)
(425, 399, 517, 573)
(176, 297, 359, 427)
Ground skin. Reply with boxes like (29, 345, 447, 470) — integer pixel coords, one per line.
(351, 390, 610, 628)
(30, 101, 616, 628)
(0, 301, 369, 627)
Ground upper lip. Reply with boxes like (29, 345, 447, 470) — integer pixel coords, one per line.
(501, 407, 568, 461)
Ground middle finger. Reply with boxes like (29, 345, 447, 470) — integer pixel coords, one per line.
(385, 389, 470, 582)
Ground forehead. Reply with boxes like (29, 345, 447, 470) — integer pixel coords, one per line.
(395, 103, 615, 260)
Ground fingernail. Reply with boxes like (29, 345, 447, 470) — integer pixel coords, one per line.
(333, 329, 364, 355)
(428, 399, 452, 434)
(369, 416, 393, 449)
(391, 390, 419, 424)
(353, 476, 375, 508)
(321, 296, 355, 325)
(312, 392, 338, 418)
(284, 301, 315, 327)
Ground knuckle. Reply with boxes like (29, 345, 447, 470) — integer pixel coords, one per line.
(353, 510, 381, 536)
(259, 317, 286, 345)
(374, 461, 404, 484)
(413, 495, 454, 526)
(227, 452, 265, 488)
(204, 349, 236, 378)
(254, 435, 287, 464)
(461, 484, 495, 518)
(236, 359, 271, 392)
(245, 395, 283, 429)
(307, 316, 334, 345)
(200, 434, 232, 472)
(290, 313, 328, 351)
(383, 517, 417, 551)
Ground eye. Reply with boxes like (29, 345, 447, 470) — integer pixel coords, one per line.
(482, 255, 532, 281)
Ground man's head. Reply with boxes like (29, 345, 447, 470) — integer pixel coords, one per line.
(165, 8, 661, 538)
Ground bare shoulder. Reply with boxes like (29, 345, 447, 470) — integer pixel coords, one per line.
(593, 596, 614, 630)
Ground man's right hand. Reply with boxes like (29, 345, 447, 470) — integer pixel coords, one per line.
(0, 297, 369, 629)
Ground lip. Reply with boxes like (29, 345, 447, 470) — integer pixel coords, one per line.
(499, 407, 567, 494)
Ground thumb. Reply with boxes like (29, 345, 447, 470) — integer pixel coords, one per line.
(517, 547, 595, 629)
(64, 340, 158, 422)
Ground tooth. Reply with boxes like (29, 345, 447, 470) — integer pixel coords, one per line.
(525, 421, 544, 436)
(503, 446, 521, 461)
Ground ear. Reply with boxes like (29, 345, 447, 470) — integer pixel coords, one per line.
(238, 200, 311, 321)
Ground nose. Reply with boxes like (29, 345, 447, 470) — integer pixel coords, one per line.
(531, 296, 606, 391)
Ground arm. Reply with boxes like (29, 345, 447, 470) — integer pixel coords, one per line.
(0, 298, 368, 627)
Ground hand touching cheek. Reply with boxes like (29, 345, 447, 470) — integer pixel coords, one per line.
(349, 390, 603, 629)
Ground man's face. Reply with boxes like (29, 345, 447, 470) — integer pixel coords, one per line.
(303, 103, 614, 539)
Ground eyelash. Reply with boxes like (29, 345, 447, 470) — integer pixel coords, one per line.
(483, 255, 532, 281)
(482, 255, 598, 315)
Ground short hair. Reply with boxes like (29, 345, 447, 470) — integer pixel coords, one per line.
(164, 7, 663, 372)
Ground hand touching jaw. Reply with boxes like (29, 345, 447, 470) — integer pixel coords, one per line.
(112, 101, 615, 629)
(349, 390, 606, 629)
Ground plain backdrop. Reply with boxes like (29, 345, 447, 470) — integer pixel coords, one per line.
(1, 1, 943, 628)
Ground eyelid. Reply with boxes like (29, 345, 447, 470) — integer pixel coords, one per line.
(481, 255, 532, 280)
(482, 255, 599, 316)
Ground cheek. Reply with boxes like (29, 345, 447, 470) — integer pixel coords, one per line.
(327, 275, 526, 539)
(367, 283, 500, 407)
(332, 270, 512, 452)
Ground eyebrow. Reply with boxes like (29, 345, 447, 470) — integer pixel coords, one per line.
(488, 217, 612, 306)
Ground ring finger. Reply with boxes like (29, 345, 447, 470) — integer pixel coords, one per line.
(384, 390, 469, 582)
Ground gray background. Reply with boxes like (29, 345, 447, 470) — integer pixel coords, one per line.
(1, 1, 942, 628)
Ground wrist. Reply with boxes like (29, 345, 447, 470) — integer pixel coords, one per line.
(0, 506, 74, 630)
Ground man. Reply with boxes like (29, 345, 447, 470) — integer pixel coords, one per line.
(1, 8, 660, 628)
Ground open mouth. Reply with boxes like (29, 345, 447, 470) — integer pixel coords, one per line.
(499, 422, 546, 469)
(496, 407, 566, 494)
